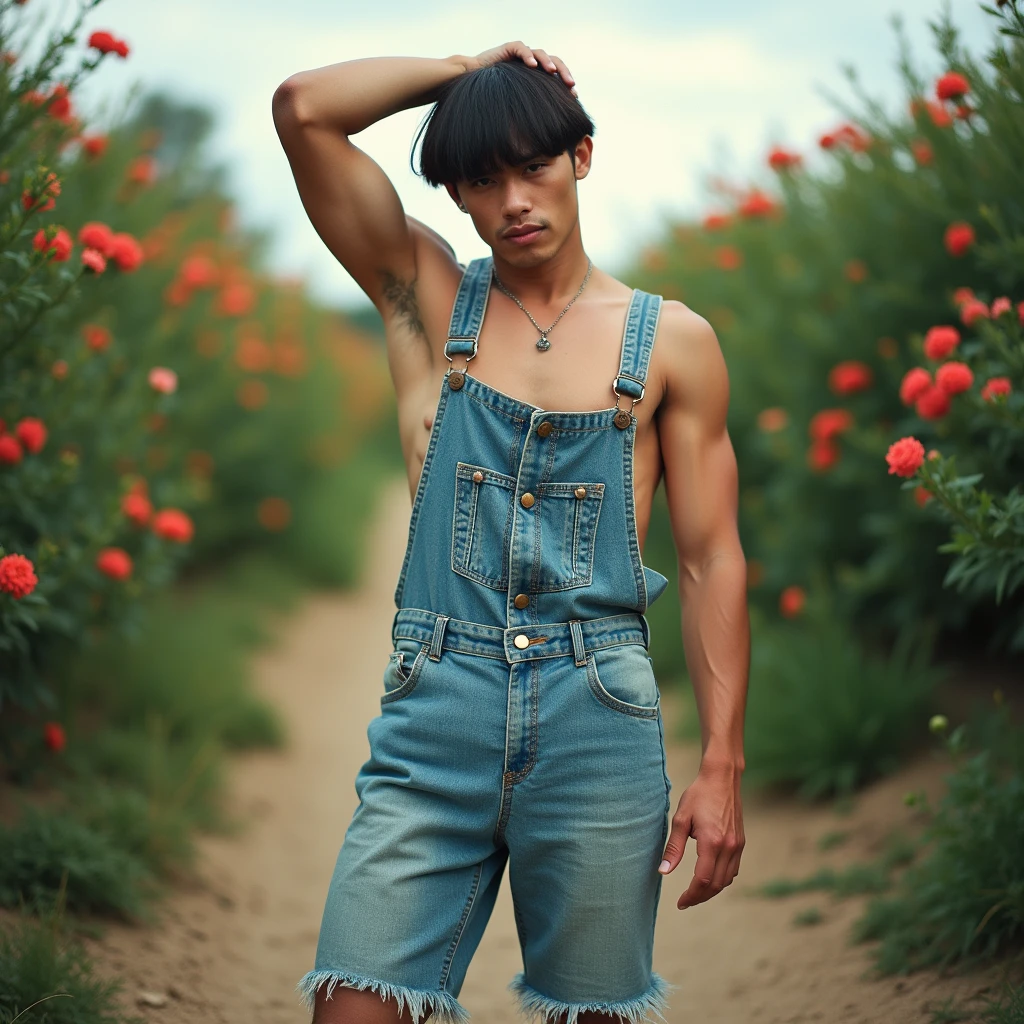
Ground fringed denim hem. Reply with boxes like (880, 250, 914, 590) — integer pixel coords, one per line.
(296, 968, 471, 1024)
(508, 970, 676, 1024)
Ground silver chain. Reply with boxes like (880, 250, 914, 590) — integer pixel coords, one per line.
(491, 258, 594, 351)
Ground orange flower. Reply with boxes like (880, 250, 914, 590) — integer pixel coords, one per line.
(702, 212, 730, 231)
(779, 585, 805, 618)
(714, 245, 743, 271)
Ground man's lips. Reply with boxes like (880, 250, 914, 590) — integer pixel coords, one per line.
(503, 225, 545, 244)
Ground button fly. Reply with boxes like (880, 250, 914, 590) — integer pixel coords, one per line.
(514, 593, 529, 609)
(536, 421, 553, 437)
(520, 492, 535, 508)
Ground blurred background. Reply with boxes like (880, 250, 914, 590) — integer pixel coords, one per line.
(1, 0, 1023, 1021)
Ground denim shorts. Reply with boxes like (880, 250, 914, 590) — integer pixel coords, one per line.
(296, 609, 676, 1023)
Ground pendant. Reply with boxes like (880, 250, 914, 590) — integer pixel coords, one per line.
(536, 334, 551, 351)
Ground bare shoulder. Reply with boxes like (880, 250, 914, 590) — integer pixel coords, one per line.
(654, 299, 729, 424)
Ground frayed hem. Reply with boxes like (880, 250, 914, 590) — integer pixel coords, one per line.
(296, 968, 471, 1023)
(508, 970, 677, 1024)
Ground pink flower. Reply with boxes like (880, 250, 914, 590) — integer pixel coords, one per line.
(81, 247, 106, 273)
(148, 367, 177, 394)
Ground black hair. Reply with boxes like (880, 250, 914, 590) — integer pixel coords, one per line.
(411, 59, 596, 188)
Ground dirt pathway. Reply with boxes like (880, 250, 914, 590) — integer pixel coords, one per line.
(87, 477, 1004, 1024)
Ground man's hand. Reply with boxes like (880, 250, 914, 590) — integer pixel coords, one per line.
(659, 759, 745, 909)
(464, 42, 577, 97)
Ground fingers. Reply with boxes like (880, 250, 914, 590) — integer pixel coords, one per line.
(658, 810, 691, 875)
(675, 830, 745, 910)
(522, 46, 577, 96)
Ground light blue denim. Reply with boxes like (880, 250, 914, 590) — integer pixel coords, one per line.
(297, 257, 677, 1024)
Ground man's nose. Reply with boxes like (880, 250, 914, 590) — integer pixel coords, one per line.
(501, 184, 532, 219)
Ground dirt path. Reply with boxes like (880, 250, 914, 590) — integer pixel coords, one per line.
(87, 477, 1005, 1024)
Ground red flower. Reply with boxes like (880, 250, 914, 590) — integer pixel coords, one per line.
(148, 367, 177, 393)
(990, 296, 1012, 318)
(713, 245, 742, 271)
(43, 721, 66, 753)
(0, 434, 23, 464)
(152, 508, 194, 543)
(217, 281, 257, 316)
(81, 134, 108, 157)
(915, 384, 951, 420)
(960, 299, 990, 327)
(809, 408, 854, 441)
(127, 154, 157, 185)
(923, 325, 960, 360)
(935, 71, 969, 102)
(21, 170, 60, 212)
(46, 83, 73, 123)
(886, 436, 925, 477)
(829, 361, 873, 395)
(702, 212, 730, 231)
(935, 361, 974, 395)
(910, 139, 933, 166)
(32, 226, 73, 261)
(121, 491, 153, 526)
(78, 221, 113, 254)
(88, 30, 130, 58)
(82, 323, 112, 351)
(944, 221, 975, 257)
(0, 552, 38, 598)
(808, 438, 840, 471)
(899, 367, 932, 405)
(107, 232, 144, 271)
(820, 123, 870, 152)
(1018, 301, 1024, 326)
(767, 146, 802, 171)
(779, 585, 806, 618)
(81, 247, 107, 273)
(981, 376, 1012, 402)
(738, 189, 776, 218)
(96, 546, 133, 580)
(952, 286, 975, 307)
(923, 100, 953, 128)
(180, 255, 219, 288)
(15, 417, 46, 454)
(914, 485, 933, 508)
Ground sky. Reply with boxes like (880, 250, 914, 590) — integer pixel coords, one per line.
(30, 0, 996, 310)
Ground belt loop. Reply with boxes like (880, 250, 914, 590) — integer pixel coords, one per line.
(639, 613, 651, 651)
(429, 614, 450, 661)
(569, 619, 587, 667)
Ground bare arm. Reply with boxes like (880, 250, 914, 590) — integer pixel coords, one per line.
(653, 302, 749, 909)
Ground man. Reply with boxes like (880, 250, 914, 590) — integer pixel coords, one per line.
(273, 40, 749, 1024)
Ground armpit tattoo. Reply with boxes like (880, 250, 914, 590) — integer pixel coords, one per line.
(380, 272, 427, 339)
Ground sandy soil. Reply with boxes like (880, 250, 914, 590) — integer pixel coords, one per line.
(81, 477, 1009, 1024)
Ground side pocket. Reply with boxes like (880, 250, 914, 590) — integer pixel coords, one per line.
(585, 643, 660, 719)
(382, 638, 429, 705)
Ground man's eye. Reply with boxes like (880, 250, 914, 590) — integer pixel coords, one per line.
(526, 163, 545, 172)
(471, 178, 492, 187)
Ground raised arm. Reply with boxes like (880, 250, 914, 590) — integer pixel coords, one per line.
(652, 302, 749, 910)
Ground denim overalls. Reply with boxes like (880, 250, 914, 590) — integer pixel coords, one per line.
(298, 257, 677, 1024)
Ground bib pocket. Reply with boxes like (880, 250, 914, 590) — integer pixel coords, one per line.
(585, 642, 660, 719)
(451, 462, 516, 590)
(534, 480, 605, 592)
(382, 638, 430, 704)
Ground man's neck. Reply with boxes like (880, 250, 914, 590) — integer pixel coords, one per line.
(490, 229, 592, 308)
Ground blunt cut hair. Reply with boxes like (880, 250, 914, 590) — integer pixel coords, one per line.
(412, 59, 596, 188)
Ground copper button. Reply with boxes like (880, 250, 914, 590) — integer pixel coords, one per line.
(513, 633, 530, 649)
(520, 492, 535, 508)
(514, 593, 530, 609)
(613, 409, 631, 429)
(536, 421, 553, 437)
(448, 371, 465, 390)
(472, 470, 483, 483)
(574, 486, 587, 499)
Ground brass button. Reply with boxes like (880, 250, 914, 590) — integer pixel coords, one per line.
(513, 633, 530, 650)
(514, 593, 530, 609)
(574, 486, 587, 499)
(472, 470, 484, 483)
(520, 492, 535, 508)
(536, 421, 553, 437)
(613, 409, 632, 429)
(448, 371, 465, 390)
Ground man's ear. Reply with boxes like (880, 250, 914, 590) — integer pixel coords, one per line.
(443, 183, 466, 211)
(572, 136, 593, 181)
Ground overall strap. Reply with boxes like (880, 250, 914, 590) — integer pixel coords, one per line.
(612, 289, 662, 426)
(443, 256, 493, 369)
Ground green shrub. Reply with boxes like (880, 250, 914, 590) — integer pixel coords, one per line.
(853, 702, 1024, 973)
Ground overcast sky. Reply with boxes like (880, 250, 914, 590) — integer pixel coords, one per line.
(51, 0, 996, 309)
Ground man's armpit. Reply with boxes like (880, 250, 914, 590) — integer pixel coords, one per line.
(379, 271, 427, 340)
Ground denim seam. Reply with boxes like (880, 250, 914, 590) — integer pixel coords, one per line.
(585, 652, 660, 719)
(380, 643, 429, 705)
(439, 862, 483, 990)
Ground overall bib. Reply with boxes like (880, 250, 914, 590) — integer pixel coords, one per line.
(298, 257, 676, 1024)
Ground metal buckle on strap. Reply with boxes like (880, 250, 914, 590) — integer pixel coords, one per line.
(611, 372, 646, 413)
(444, 336, 478, 370)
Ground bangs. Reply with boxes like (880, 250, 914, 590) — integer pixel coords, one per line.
(412, 60, 595, 187)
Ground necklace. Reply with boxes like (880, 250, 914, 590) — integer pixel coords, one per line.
(491, 258, 594, 351)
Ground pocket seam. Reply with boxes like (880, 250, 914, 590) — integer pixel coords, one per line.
(382, 642, 429, 704)
(585, 649, 660, 719)
(451, 462, 514, 591)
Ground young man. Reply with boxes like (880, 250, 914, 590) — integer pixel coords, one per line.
(272, 41, 749, 1024)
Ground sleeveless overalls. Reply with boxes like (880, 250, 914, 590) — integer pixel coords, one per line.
(298, 257, 677, 1024)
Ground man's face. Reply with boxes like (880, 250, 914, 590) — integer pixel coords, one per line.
(448, 137, 593, 268)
